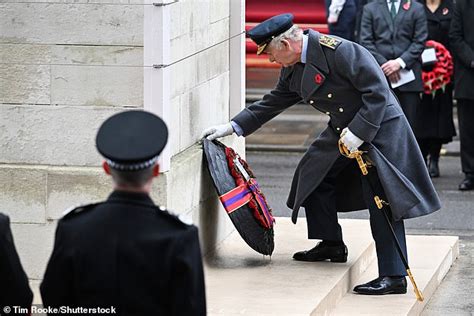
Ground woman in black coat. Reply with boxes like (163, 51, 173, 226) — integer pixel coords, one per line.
(415, 0, 456, 177)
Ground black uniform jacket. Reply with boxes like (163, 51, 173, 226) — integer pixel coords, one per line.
(40, 191, 206, 316)
(233, 30, 440, 222)
(0, 213, 33, 313)
(449, 0, 474, 100)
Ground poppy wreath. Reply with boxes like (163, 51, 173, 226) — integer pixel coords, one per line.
(422, 40, 453, 97)
(223, 147, 275, 230)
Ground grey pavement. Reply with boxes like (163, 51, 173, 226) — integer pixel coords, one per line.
(243, 102, 472, 314)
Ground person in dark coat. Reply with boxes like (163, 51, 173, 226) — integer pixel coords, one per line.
(354, 0, 373, 43)
(415, 0, 456, 178)
(41, 111, 206, 315)
(449, 0, 474, 191)
(0, 213, 33, 314)
(359, 0, 428, 129)
(202, 14, 440, 296)
(325, 0, 358, 41)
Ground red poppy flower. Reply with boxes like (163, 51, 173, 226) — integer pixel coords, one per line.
(314, 74, 323, 84)
(403, 1, 411, 11)
(443, 8, 449, 15)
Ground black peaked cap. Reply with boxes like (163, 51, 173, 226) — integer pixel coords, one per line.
(247, 13, 294, 54)
(96, 110, 168, 170)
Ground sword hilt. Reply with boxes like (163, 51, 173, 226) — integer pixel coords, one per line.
(338, 140, 369, 175)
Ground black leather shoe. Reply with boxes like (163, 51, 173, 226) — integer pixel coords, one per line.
(353, 276, 407, 295)
(293, 241, 348, 262)
(459, 177, 474, 191)
(429, 158, 440, 178)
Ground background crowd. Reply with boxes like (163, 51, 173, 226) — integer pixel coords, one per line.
(325, 0, 474, 191)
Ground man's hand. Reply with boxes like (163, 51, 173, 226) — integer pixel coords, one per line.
(328, 14, 338, 24)
(388, 71, 401, 84)
(200, 123, 234, 141)
(381, 60, 401, 76)
(340, 128, 364, 153)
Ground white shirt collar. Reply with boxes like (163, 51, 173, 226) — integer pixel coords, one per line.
(301, 34, 309, 64)
(387, 0, 401, 14)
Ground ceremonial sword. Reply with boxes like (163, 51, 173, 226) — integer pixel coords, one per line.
(338, 140, 424, 302)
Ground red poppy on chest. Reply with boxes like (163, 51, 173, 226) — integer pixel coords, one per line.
(314, 74, 324, 84)
(442, 7, 449, 15)
(403, 1, 411, 11)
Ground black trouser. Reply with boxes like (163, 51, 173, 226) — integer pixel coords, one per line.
(304, 155, 408, 277)
(457, 99, 474, 177)
(418, 140, 442, 163)
(394, 90, 420, 130)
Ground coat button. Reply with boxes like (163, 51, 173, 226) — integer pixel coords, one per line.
(328, 93, 332, 98)
(339, 107, 344, 112)
(309, 100, 314, 104)
(336, 127, 340, 131)
(325, 111, 330, 115)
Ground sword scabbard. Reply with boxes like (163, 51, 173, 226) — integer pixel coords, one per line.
(407, 269, 424, 302)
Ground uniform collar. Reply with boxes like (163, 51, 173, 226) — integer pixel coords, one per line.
(305, 29, 330, 74)
(107, 190, 155, 206)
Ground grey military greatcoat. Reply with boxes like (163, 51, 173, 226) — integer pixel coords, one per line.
(233, 30, 441, 222)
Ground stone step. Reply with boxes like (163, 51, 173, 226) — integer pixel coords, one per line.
(332, 235, 459, 316)
(205, 218, 459, 316)
(205, 218, 377, 315)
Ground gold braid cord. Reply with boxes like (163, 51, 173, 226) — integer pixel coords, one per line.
(337, 139, 424, 302)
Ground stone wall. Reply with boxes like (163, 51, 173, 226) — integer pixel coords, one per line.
(0, 0, 244, 287)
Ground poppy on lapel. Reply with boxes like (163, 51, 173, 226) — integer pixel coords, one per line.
(403, 1, 411, 11)
(315, 74, 324, 84)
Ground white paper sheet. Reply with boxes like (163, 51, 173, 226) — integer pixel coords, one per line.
(390, 69, 416, 89)
(421, 47, 437, 64)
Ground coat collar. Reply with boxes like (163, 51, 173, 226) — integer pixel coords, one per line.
(305, 29, 329, 74)
(107, 190, 155, 207)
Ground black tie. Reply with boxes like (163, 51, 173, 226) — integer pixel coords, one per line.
(390, 0, 397, 20)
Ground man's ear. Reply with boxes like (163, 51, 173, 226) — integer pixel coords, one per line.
(281, 39, 291, 50)
(152, 163, 160, 177)
(102, 161, 111, 175)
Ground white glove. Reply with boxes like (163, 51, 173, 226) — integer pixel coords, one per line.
(340, 127, 364, 153)
(327, 14, 339, 24)
(201, 123, 234, 141)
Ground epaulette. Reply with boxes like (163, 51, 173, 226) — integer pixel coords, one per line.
(157, 206, 193, 226)
(319, 35, 342, 50)
(62, 203, 101, 219)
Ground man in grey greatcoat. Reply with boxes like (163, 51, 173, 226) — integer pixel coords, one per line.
(202, 14, 440, 295)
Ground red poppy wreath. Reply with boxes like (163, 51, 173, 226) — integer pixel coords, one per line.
(421, 40, 453, 97)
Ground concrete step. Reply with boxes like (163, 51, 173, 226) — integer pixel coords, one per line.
(205, 218, 459, 316)
(332, 235, 459, 316)
(205, 218, 377, 315)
